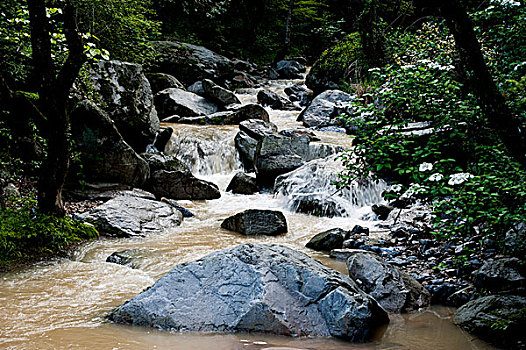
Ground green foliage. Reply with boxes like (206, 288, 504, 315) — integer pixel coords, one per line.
(0, 196, 99, 266)
(338, 9, 526, 247)
(72, 0, 161, 64)
(308, 32, 366, 90)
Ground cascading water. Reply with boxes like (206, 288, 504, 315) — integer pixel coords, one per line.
(275, 154, 387, 218)
(164, 124, 242, 176)
(0, 75, 498, 350)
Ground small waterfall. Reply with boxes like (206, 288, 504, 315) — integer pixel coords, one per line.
(164, 125, 242, 176)
(274, 154, 387, 217)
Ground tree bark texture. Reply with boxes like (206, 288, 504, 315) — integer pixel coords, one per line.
(27, 0, 86, 216)
(424, 0, 526, 166)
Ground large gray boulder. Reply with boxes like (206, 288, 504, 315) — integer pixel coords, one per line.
(80, 195, 183, 237)
(149, 170, 220, 200)
(221, 209, 287, 236)
(146, 73, 184, 94)
(472, 257, 525, 293)
(254, 134, 343, 187)
(454, 295, 526, 349)
(202, 79, 240, 106)
(347, 251, 431, 313)
(239, 119, 278, 140)
(275, 59, 306, 79)
(154, 88, 219, 120)
(298, 90, 354, 128)
(150, 41, 235, 86)
(90, 60, 159, 152)
(234, 119, 277, 170)
(70, 100, 149, 188)
(141, 152, 189, 173)
(109, 243, 389, 340)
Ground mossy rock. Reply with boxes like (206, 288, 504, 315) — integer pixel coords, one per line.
(306, 33, 367, 95)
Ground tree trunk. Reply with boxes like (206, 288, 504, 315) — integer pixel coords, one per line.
(275, 0, 294, 61)
(429, 0, 526, 166)
(28, 0, 85, 216)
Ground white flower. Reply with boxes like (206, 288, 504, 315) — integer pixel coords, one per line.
(368, 67, 381, 72)
(419, 162, 433, 172)
(390, 184, 403, 193)
(400, 183, 426, 199)
(401, 64, 416, 70)
(448, 173, 474, 186)
(428, 173, 444, 182)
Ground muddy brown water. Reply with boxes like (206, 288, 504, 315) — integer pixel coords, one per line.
(0, 78, 497, 349)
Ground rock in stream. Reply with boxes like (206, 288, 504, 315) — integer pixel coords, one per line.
(109, 243, 389, 340)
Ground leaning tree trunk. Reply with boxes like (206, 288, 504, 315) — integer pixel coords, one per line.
(439, 0, 526, 167)
(28, 0, 85, 216)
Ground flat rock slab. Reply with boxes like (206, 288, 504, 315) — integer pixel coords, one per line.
(80, 195, 183, 237)
(221, 209, 287, 236)
(109, 243, 389, 340)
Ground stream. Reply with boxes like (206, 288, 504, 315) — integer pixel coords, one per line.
(0, 77, 497, 349)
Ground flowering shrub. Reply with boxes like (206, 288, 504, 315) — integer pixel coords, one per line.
(338, 9, 526, 246)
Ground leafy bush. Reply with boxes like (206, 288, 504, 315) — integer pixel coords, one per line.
(338, 10, 526, 247)
(0, 196, 98, 266)
(306, 32, 366, 93)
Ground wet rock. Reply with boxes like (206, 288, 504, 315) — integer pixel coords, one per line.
(149, 170, 220, 200)
(154, 88, 219, 120)
(235, 131, 259, 171)
(80, 195, 183, 237)
(275, 59, 306, 79)
(446, 286, 474, 307)
(153, 127, 173, 152)
(160, 197, 195, 218)
(239, 119, 278, 140)
(225, 103, 270, 122)
(90, 60, 159, 152)
(109, 243, 389, 340)
(347, 251, 431, 312)
(202, 79, 240, 106)
(257, 90, 296, 110)
(454, 295, 526, 349)
(254, 134, 343, 188)
(226, 172, 258, 195)
(330, 249, 368, 261)
(306, 228, 347, 252)
(106, 249, 149, 268)
(350, 225, 370, 237)
(473, 257, 525, 293)
(221, 209, 287, 236)
(146, 73, 185, 94)
(284, 84, 312, 106)
(231, 71, 257, 88)
(278, 128, 320, 141)
(70, 100, 149, 188)
(150, 41, 234, 86)
(254, 134, 309, 187)
(428, 283, 462, 305)
(372, 204, 393, 220)
(298, 90, 354, 128)
(65, 186, 155, 202)
(141, 152, 189, 173)
(187, 81, 204, 95)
